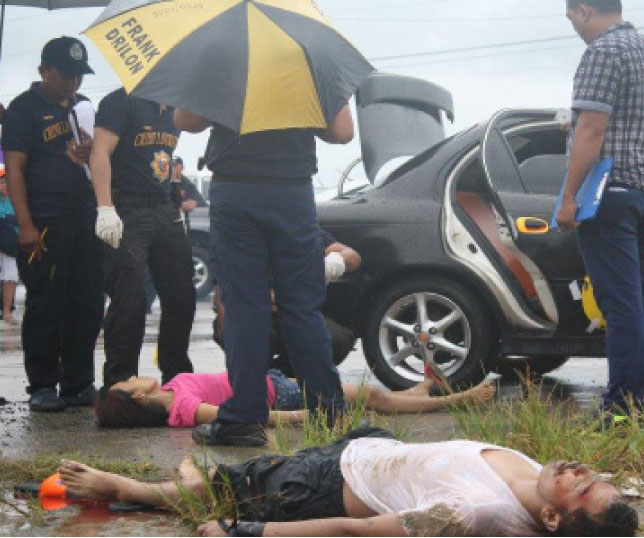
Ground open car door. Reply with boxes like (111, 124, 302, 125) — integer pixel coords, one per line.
(479, 109, 590, 334)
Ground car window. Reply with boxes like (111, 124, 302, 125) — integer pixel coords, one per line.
(507, 127, 567, 196)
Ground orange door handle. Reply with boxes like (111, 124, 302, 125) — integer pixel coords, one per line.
(516, 217, 549, 234)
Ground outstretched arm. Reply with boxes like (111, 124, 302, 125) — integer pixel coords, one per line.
(342, 379, 495, 414)
(195, 403, 306, 426)
(198, 513, 407, 537)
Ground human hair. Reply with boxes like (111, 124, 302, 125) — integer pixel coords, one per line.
(555, 500, 638, 537)
(95, 386, 168, 428)
(566, 0, 622, 13)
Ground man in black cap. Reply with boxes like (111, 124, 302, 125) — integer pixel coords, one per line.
(90, 89, 195, 388)
(170, 156, 206, 232)
(2, 36, 103, 412)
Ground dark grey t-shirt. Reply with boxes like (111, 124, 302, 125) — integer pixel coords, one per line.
(205, 123, 318, 181)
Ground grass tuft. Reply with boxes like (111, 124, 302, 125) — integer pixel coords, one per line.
(272, 379, 409, 455)
(450, 376, 644, 484)
(0, 453, 163, 485)
(161, 456, 239, 527)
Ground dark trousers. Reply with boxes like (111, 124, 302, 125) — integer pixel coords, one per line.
(210, 180, 345, 424)
(103, 200, 195, 387)
(18, 216, 103, 395)
(578, 185, 644, 411)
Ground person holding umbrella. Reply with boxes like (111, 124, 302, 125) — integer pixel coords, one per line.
(83, 0, 374, 445)
(2, 36, 103, 412)
(177, 108, 355, 448)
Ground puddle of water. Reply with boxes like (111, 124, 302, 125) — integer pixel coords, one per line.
(1, 493, 190, 537)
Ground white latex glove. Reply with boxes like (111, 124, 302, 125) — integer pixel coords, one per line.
(324, 251, 346, 284)
(96, 206, 124, 249)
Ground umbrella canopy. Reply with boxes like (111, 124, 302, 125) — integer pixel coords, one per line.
(3, 1, 107, 6)
(85, 0, 374, 134)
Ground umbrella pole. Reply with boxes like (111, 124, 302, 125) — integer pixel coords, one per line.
(0, 0, 5, 64)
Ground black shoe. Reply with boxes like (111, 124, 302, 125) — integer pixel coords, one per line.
(192, 421, 267, 447)
(61, 385, 98, 407)
(29, 388, 66, 412)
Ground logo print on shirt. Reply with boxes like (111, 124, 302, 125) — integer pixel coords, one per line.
(150, 151, 171, 182)
(42, 121, 71, 142)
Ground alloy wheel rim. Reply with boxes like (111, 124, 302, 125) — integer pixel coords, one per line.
(378, 292, 471, 384)
(192, 257, 208, 289)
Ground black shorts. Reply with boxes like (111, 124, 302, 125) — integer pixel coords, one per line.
(212, 427, 394, 522)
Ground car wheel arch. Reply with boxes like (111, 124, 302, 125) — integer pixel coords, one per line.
(355, 265, 505, 341)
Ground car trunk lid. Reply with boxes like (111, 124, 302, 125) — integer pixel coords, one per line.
(356, 72, 454, 184)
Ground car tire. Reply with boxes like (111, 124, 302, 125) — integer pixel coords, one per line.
(494, 356, 569, 379)
(363, 276, 494, 391)
(192, 245, 213, 300)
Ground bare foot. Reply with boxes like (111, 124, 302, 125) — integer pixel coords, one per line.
(403, 378, 435, 397)
(179, 457, 201, 482)
(2, 314, 18, 326)
(58, 460, 120, 501)
(418, 377, 435, 395)
(461, 380, 496, 404)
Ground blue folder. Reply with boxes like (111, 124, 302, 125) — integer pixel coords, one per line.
(550, 157, 614, 229)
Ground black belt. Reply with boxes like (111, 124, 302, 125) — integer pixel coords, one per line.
(211, 174, 312, 187)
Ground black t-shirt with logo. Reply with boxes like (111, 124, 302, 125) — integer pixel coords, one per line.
(205, 123, 318, 181)
(1, 82, 95, 221)
(95, 88, 179, 196)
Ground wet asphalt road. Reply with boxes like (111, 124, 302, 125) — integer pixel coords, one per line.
(0, 289, 616, 536)
(0, 288, 609, 465)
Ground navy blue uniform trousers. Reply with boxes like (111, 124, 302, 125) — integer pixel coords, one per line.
(210, 180, 345, 424)
(18, 216, 104, 395)
(578, 185, 644, 411)
(103, 200, 195, 387)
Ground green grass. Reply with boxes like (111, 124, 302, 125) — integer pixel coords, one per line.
(271, 380, 410, 455)
(450, 376, 644, 483)
(161, 456, 239, 527)
(0, 453, 164, 485)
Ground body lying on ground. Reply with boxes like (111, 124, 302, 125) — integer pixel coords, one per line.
(58, 427, 637, 537)
(94, 371, 495, 428)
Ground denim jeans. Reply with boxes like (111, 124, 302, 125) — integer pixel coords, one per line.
(578, 184, 644, 411)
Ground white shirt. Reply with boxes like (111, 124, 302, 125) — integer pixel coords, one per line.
(340, 438, 543, 537)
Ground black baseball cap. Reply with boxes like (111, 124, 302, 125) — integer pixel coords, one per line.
(41, 36, 94, 77)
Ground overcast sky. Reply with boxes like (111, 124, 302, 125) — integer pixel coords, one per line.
(2, 0, 644, 188)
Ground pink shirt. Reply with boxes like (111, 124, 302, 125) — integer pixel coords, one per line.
(161, 373, 277, 427)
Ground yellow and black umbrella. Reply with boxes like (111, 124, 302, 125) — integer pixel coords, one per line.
(85, 0, 374, 134)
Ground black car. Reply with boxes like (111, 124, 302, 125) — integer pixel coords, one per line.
(318, 73, 604, 390)
(186, 206, 214, 300)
